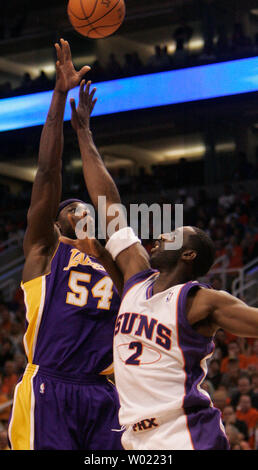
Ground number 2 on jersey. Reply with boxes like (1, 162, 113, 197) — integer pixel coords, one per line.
(125, 341, 143, 365)
(66, 270, 113, 309)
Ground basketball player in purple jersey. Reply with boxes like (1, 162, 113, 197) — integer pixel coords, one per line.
(61, 81, 258, 450)
(7, 40, 123, 450)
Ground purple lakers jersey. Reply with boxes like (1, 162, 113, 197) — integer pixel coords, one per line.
(21, 242, 120, 376)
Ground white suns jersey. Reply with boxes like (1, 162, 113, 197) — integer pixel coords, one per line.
(113, 269, 215, 426)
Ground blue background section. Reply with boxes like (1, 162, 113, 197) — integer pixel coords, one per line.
(0, 57, 258, 132)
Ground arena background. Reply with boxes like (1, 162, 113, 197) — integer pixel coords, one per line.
(0, 0, 257, 451)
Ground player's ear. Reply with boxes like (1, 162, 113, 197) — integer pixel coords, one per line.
(181, 249, 197, 262)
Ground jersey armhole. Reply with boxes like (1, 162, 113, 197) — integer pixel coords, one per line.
(121, 269, 158, 300)
(177, 281, 214, 342)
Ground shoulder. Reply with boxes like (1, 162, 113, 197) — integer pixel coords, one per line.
(121, 268, 158, 300)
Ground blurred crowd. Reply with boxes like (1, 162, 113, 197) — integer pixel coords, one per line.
(0, 19, 258, 99)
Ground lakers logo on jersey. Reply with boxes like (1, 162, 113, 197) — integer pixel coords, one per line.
(63, 248, 106, 272)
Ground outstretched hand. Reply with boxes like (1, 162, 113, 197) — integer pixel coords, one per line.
(70, 80, 97, 132)
(55, 38, 91, 94)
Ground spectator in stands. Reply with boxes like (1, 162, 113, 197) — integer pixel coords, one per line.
(0, 339, 14, 372)
(172, 18, 193, 52)
(0, 375, 11, 424)
(226, 235, 244, 270)
(1, 360, 18, 398)
(231, 374, 257, 409)
(242, 231, 257, 264)
(207, 358, 222, 389)
(13, 352, 26, 377)
(221, 341, 248, 373)
(33, 70, 52, 92)
(218, 184, 236, 211)
(201, 378, 215, 399)
(245, 340, 258, 373)
(172, 37, 189, 68)
(160, 45, 172, 70)
(123, 53, 138, 76)
(236, 394, 258, 448)
(220, 357, 241, 397)
(222, 405, 249, 442)
(0, 430, 9, 450)
(225, 423, 242, 449)
(8, 322, 23, 354)
(19, 72, 33, 93)
(0, 304, 13, 334)
(146, 45, 171, 73)
(212, 388, 230, 413)
(250, 372, 258, 409)
(214, 328, 228, 358)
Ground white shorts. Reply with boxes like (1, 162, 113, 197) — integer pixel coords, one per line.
(121, 407, 229, 450)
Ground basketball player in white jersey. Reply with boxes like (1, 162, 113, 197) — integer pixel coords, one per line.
(61, 81, 258, 450)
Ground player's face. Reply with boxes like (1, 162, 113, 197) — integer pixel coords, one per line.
(150, 228, 183, 270)
(150, 226, 195, 271)
(57, 202, 88, 238)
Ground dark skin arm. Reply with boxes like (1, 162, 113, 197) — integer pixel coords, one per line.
(186, 287, 258, 338)
(22, 40, 90, 283)
(71, 81, 150, 282)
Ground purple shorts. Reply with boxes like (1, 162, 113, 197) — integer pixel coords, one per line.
(8, 364, 123, 450)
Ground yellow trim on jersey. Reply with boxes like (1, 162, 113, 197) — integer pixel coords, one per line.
(100, 362, 114, 375)
(21, 277, 46, 363)
(8, 364, 39, 450)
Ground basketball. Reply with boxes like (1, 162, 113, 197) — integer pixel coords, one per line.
(67, 0, 126, 39)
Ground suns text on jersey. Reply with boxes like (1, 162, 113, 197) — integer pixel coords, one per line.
(115, 312, 172, 350)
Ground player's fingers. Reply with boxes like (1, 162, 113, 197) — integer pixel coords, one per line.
(70, 98, 77, 113)
(59, 39, 65, 64)
(89, 87, 97, 101)
(55, 43, 62, 63)
(90, 97, 97, 114)
(78, 66, 91, 82)
(79, 79, 85, 102)
(64, 39, 72, 61)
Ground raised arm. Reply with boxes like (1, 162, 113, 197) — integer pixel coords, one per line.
(22, 40, 90, 281)
(70, 81, 151, 282)
(187, 287, 258, 338)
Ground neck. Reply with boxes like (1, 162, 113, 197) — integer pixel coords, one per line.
(152, 266, 192, 295)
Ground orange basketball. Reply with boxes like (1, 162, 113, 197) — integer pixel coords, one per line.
(67, 0, 126, 39)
